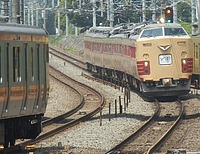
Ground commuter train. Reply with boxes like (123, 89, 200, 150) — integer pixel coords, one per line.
(84, 23, 194, 97)
(191, 33, 200, 87)
(0, 23, 49, 148)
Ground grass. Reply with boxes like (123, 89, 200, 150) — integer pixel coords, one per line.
(179, 21, 192, 34)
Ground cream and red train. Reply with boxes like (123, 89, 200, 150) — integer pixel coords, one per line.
(191, 34, 200, 87)
(84, 23, 194, 97)
(0, 23, 49, 148)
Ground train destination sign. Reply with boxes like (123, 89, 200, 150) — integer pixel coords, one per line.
(159, 54, 172, 65)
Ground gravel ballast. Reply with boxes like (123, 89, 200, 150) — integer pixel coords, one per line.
(38, 54, 154, 153)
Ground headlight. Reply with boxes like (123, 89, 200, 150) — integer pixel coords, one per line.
(144, 61, 149, 66)
(182, 59, 187, 64)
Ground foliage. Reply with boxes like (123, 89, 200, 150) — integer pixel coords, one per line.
(49, 32, 66, 45)
(67, 46, 77, 54)
(58, 0, 193, 31)
(179, 21, 192, 34)
(46, 11, 56, 35)
(177, 2, 191, 22)
(44, 0, 194, 34)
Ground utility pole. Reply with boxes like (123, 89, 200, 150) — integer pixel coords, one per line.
(57, 0, 61, 35)
(173, 0, 177, 23)
(142, 0, 146, 22)
(110, 0, 114, 27)
(192, 0, 196, 34)
(65, 0, 69, 37)
(107, 0, 110, 21)
(93, 0, 96, 27)
(20, 0, 24, 24)
(31, 2, 34, 25)
(36, 3, 39, 26)
(52, 0, 55, 8)
(100, 0, 103, 17)
(152, 0, 156, 21)
(12, 0, 19, 23)
(78, 0, 81, 15)
(28, 3, 30, 25)
(42, 9, 46, 30)
(197, 0, 200, 33)
(24, 3, 26, 24)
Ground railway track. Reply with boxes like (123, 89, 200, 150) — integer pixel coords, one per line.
(106, 99, 184, 154)
(50, 46, 200, 95)
(42, 73, 84, 127)
(1, 66, 105, 154)
(45, 45, 197, 153)
(49, 46, 86, 70)
(49, 46, 130, 93)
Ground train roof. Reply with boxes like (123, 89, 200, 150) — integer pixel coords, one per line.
(143, 23, 182, 29)
(86, 26, 112, 37)
(0, 23, 48, 35)
(85, 23, 186, 39)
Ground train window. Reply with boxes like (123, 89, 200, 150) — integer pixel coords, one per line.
(112, 44, 116, 53)
(25, 44, 28, 82)
(13, 47, 21, 82)
(196, 45, 199, 59)
(6, 44, 9, 83)
(43, 44, 45, 63)
(140, 28, 163, 38)
(31, 47, 34, 82)
(0, 47, 1, 83)
(164, 28, 187, 36)
(117, 44, 121, 54)
(108, 44, 111, 53)
(130, 47, 136, 58)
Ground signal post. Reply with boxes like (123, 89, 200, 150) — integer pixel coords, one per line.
(165, 7, 173, 23)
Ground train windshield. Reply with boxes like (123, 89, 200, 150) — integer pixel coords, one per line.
(164, 28, 187, 36)
(140, 27, 188, 38)
(140, 28, 163, 38)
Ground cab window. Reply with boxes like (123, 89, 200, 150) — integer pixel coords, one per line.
(140, 28, 163, 38)
(164, 28, 187, 36)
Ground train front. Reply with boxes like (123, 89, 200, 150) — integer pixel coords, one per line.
(136, 23, 193, 97)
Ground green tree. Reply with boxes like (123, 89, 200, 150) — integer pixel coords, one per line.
(46, 10, 56, 35)
(177, 2, 191, 22)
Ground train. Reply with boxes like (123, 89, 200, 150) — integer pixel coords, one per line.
(191, 33, 200, 87)
(84, 23, 196, 97)
(0, 23, 49, 148)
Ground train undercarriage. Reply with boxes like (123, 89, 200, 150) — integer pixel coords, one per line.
(0, 114, 43, 148)
(86, 63, 191, 97)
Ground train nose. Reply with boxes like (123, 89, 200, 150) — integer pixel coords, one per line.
(162, 78, 172, 86)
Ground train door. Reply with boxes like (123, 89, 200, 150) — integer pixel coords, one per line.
(33, 44, 42, 113)
(3, 43, 25, 116)
(41, 44, 48, 112)
(23, 44, 36, 113)
(20, 43, 30, 114)
(1, 43, 11, 117)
